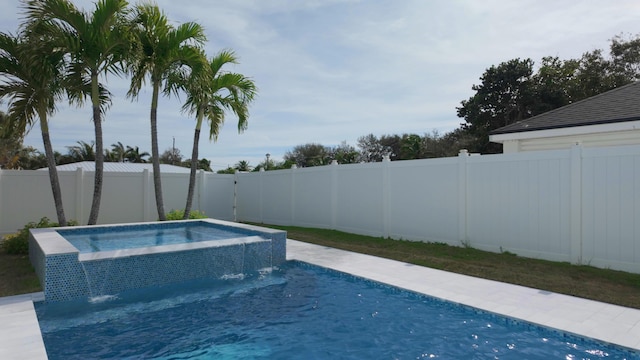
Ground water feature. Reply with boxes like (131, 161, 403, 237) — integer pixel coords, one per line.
(29, 219, 286, 302)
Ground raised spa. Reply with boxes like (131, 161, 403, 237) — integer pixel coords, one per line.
(29, 219, 286, 302)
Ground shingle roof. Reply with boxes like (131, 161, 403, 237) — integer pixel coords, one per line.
(39, 161, 198, 173)
(490, 81, 640, 135)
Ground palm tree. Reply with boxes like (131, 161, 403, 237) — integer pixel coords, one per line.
(66, 140, 96, 162)
(0, 30, 67, 225)
(128, 3, 206, 221)
(179, 50, 257, 219)
(110, 141, 126, 162)
(125, 145, 149, 163)
(234, 160, 252, 172)
(25, 0, 133, 225)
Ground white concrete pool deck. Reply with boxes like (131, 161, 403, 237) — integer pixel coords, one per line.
(2, 239, 640, 359)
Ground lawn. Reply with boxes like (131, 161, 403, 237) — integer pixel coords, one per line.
(261, 224, 640, 309)
(0, 253, 41, 297)
(2, 224, 640, 309)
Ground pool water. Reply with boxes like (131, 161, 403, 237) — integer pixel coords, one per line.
(57, 222, 254, 253)
(35, 262, 638, 359)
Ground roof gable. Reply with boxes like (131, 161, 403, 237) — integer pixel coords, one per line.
(490, 81, 640, 135)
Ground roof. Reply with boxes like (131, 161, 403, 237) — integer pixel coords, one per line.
(490, 81, 640, 135)
(39, 161, 199, 173)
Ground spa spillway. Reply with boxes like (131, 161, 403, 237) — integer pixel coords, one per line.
(29, 219, 286, 302)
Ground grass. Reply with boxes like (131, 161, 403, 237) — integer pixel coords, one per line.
(0, 253, 41, 297)
(256, 224, 640, 309)
(2, 224, 640, 310)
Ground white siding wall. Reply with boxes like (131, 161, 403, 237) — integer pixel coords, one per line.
(503, 129, 640, 153)
(1, 144, 639, 273)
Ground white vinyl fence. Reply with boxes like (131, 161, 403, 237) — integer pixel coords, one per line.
(0, 169, 235, 233)
(1, 144, 639, 273)
(236, 144, 640, 273)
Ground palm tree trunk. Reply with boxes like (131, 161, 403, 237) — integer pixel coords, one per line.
(150, 82, 166, 220)
(183, 121, 201, 219)
(88, 72, 103, 225)
(39, 111, 66, 226)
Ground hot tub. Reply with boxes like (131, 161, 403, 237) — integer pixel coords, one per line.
(29, 219, 286, 302)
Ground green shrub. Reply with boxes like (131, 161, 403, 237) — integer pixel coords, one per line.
(1, 217, 78, 255)
(165, 209, 208, 220)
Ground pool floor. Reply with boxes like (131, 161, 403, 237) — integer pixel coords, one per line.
(1, 239, 640, 359)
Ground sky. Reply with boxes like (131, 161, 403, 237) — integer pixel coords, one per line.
(2, 0, 640, 170)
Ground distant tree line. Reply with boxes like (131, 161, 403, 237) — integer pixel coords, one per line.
(0, 138, 212, 172)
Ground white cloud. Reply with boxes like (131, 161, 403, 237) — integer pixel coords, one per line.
(2, 0, 640, 169)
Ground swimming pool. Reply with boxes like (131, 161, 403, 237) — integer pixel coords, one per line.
(35, 261, 639, 359)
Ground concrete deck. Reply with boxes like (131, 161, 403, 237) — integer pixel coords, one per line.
(1, 239, 639, 359)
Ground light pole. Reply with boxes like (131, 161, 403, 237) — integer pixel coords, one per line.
(265, 153, 270, 170)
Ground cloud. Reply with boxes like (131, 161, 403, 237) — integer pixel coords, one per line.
(2, 0, 640, 169)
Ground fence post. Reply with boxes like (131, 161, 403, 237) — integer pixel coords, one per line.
(75, 168, 84, 223)
(458, 150, 469, 245)
(198, 169, 205, 212)
(142, 169, 151, 221)
(331, 160, 338, 229)
(290, 165, 297, 225)
(382, 155, 391, 238)
(570, 144, 583, 264)
(259, 168, 264, 223)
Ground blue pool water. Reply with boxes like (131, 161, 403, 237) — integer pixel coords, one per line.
(35, 262, 638, 359)
(57, 222, 255, 253)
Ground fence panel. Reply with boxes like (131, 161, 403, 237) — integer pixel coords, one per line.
(334, 163, 384, 236)
(290, 167, 333, 229)
(581, 145, 640, 272)
(261, 170, 293, 225)
(235, 172, 263, 223)
(466, 151, 572, 261)
(200, 173, 235, 221)
(387, 158, 460, 243)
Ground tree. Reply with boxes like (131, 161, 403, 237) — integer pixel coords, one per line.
(234, 160, 252, 172)
(217, 166, 236, 174)
(0, 29, 68, 225)
(356, 134, 393, 162)
(0, 110, 25, 169)
(110, 141, 126, 162)
(457, 35, 640, 154)
(66, 140, 95, 162)
(284, 143, 331, 167)
(26, 0, 134, 225)
(457, 58, 535, 153)
(609, 34, 640, 82)
(178, 50, 256, 219)
(197, 158, 212, 172)
(125, 145, 149, 163)
(330, 141, 360, 164)
(159, 147, 182, 165)
(399, 134, 425, 160)
(128, 3, 206, 221)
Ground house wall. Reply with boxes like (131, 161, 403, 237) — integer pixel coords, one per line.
(502, 129, 640, 153)
(1, 144, 639, 273)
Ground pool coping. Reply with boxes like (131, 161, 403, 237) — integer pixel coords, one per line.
(2, 239, 639, 359)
